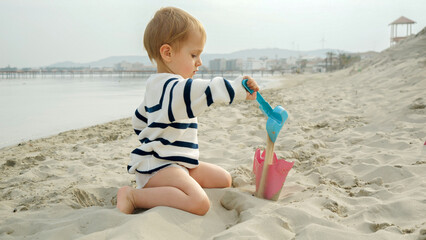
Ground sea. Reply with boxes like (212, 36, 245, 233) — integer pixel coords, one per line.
(0, 74, 276, 149)
(0, 76, 146, 149)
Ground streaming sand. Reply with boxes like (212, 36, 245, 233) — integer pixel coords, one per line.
(1, 28, 425, 239)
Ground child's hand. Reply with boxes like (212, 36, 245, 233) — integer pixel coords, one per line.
(243, 76, 259, 100)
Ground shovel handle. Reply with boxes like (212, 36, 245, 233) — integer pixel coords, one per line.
(256, 135, 275, 198)
(242, 79, 273, 116)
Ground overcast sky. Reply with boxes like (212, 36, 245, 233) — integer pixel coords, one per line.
(1, 0, 425, 68)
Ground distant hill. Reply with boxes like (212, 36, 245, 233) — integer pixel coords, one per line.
(46, 48, 350, 68)
(47, 56, 152, 68)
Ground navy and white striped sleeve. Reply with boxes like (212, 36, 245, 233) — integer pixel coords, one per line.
(132, 102, 148, 135)
(169, 76, 247, 122)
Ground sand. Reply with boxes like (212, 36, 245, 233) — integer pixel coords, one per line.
(1, 29, 425, 239)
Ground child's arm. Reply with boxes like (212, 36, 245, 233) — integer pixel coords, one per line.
(168, 76, 258, 122)
(132, 101, 148, 135)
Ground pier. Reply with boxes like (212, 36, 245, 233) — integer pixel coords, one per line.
(0, 69, 287, 79)
(0, 70, 157, 79)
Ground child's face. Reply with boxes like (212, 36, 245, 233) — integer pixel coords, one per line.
(169, 30, 205, 79)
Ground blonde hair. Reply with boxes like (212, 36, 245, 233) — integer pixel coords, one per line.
(143, 7, 206, 63)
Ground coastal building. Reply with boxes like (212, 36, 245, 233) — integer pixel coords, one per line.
(286, 56, 298, 65)
(225, 59, 243, 71)
(114, 61, 145, 71)
(389, 16, 416, 46)
(266, 58, 287, 71)
(209, 58, 227, 71)
(305, 57, 326, 73)
(243, 58, 266, 71)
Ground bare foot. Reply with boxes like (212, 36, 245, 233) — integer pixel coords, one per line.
(117, 186, 135, 214)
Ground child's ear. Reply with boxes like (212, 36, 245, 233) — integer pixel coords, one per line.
(160, 44, 173, 63)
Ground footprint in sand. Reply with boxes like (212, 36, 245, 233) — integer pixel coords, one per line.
(229, 165, 255, 188)
(408, 97, 425, 110)
(218, 190, 295, 239)
(72, 188, 101, 208)
(370, 222, 394, 232)
(322, 199, 348, 217)
(71, 187, 116, 208)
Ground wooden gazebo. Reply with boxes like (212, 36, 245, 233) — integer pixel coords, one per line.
(389, 16, 416, 46)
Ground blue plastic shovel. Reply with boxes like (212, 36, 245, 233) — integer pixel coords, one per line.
(242, 79, 288, 143)
(242, 79, 289, 199)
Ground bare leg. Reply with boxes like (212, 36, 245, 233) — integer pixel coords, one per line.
(117, 186, 135, 214)
(117, 166, 210, 215)
(189, 161, 232, 188)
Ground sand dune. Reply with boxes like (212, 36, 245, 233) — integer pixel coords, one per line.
(1, 29, 425, 239)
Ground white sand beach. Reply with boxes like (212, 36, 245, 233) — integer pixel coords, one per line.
(0, 29, 425, 239)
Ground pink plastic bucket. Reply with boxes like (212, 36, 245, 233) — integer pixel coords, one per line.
(253, 148, 294, 200)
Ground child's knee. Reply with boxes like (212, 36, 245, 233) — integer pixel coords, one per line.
(223, 171, 232, 188)
(218, 171, 232, 188)
(190, 194, 210, 216)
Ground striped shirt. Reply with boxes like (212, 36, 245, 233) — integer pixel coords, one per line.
(127, 73, 247, 174)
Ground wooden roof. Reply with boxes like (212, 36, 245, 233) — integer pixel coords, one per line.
(389, 16, 416, 25)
